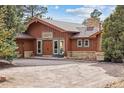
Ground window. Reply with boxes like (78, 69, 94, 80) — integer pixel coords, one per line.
(84, 39, 90, 47)
(87, 27, 94, 31)
(53, 40, 59, 54)
(37, 40, 42, 54)
(53, 40, 65, 55)
(77, 39, 82, 47)
(60, 40, 64, 54)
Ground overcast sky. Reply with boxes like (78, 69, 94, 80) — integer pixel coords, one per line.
(46, 5, 116, 23)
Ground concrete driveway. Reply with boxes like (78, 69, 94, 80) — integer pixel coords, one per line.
(0, 59, 123, 88)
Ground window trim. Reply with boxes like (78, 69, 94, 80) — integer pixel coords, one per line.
(77, 39, 82, 47)
(53, 40, 59, 54)
(84, 39, 90, 47)
(60, 40, 65, 51)
(37, 40, 42, 54)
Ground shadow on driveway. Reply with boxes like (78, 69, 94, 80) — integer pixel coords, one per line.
(0, 62, 15, 70)
(92, 62, 124, 77)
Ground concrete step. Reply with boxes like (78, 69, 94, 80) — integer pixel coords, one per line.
(30, 56, 67, 60)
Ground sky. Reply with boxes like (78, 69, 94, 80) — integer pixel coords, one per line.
(46, 5, 116, 23)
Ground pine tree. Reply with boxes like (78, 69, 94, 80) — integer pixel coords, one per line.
(90, 9, 102, 19)
(102, 5, 124, 62)
(5, 6, 25, 33)
(23, 5, 48, 20)
(16, 5, 26, 33)
(0, 5, 24, 62)
(0, 6, 17, 61)
(0, 5, 47, 62)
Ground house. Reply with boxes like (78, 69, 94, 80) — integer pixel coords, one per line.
(16, 17, 102, 60)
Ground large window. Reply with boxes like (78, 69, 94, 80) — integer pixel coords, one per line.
(60, 40, 64, 54)
(77, 39, 82, 47)
(53, 40, 65, 55)
(37, 40, 42, 54)
(53, 40, 59, 54)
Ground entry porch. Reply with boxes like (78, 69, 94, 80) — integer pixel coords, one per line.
(16, 38, 65, 58)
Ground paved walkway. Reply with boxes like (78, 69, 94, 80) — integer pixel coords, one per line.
(12, 59, 77, 67)
(0, 59, 123, 88)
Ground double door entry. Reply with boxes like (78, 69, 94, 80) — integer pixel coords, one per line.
(37, 39, 64, 55)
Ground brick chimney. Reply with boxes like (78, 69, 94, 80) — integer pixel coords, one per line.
(86, 18, 101, 30)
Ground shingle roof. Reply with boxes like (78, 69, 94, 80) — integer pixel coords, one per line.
(41, 19, 101, 37)
(16, 33, 34, 39)
(72, 27, 100, 38)
(42, 19, 84, 32)
(26, 17, 101, 38)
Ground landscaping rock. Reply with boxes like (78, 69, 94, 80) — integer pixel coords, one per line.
(0, 60, 13, 68)
(0, 76, 6, 82)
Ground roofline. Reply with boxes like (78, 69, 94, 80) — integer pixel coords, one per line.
(89, 31, 102, 38)
(26, 17, 79, 33)
(16, 37, 35, 40)
(71, 31, 102, 39)
(16, 33, 36, 39)
(71, 37, 96, 39)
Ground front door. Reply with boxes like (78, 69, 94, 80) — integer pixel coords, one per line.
(43, 40, 52, 55)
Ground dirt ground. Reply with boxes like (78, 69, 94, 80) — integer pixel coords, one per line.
(0, 59, 123, 88)
(93, 62, 124, 88)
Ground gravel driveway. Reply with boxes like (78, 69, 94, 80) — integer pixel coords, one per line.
(0, 59, 123, 88)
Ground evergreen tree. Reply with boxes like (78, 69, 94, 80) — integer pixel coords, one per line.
(0, 6, 24, 61)
(23, 5, 48, 20)
(0, 6, 17, 61)
(5, 6, 25, 33)
(0, 5, 48, 62)
(102, 5, 124, 62)
(90, 9, 102, 19)
(15, 5, 26, 33)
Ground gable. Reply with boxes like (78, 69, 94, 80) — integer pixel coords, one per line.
(26, 18, 66, 33)
(26, 17, 81, 33)
(26, 21, 70, 39)
(26, 17, 101, 38)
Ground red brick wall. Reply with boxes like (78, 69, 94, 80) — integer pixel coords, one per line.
(86, 18, 100, 28)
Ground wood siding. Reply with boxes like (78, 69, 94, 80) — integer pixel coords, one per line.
(16, 20, 102, 57)
(16, 39, 35, 57)
(70, 35, 101, 52)
(27, 22, 71, 55)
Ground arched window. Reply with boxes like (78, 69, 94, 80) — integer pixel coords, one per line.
(84, 39, 90, 47)
(77, 39, 82, 47)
